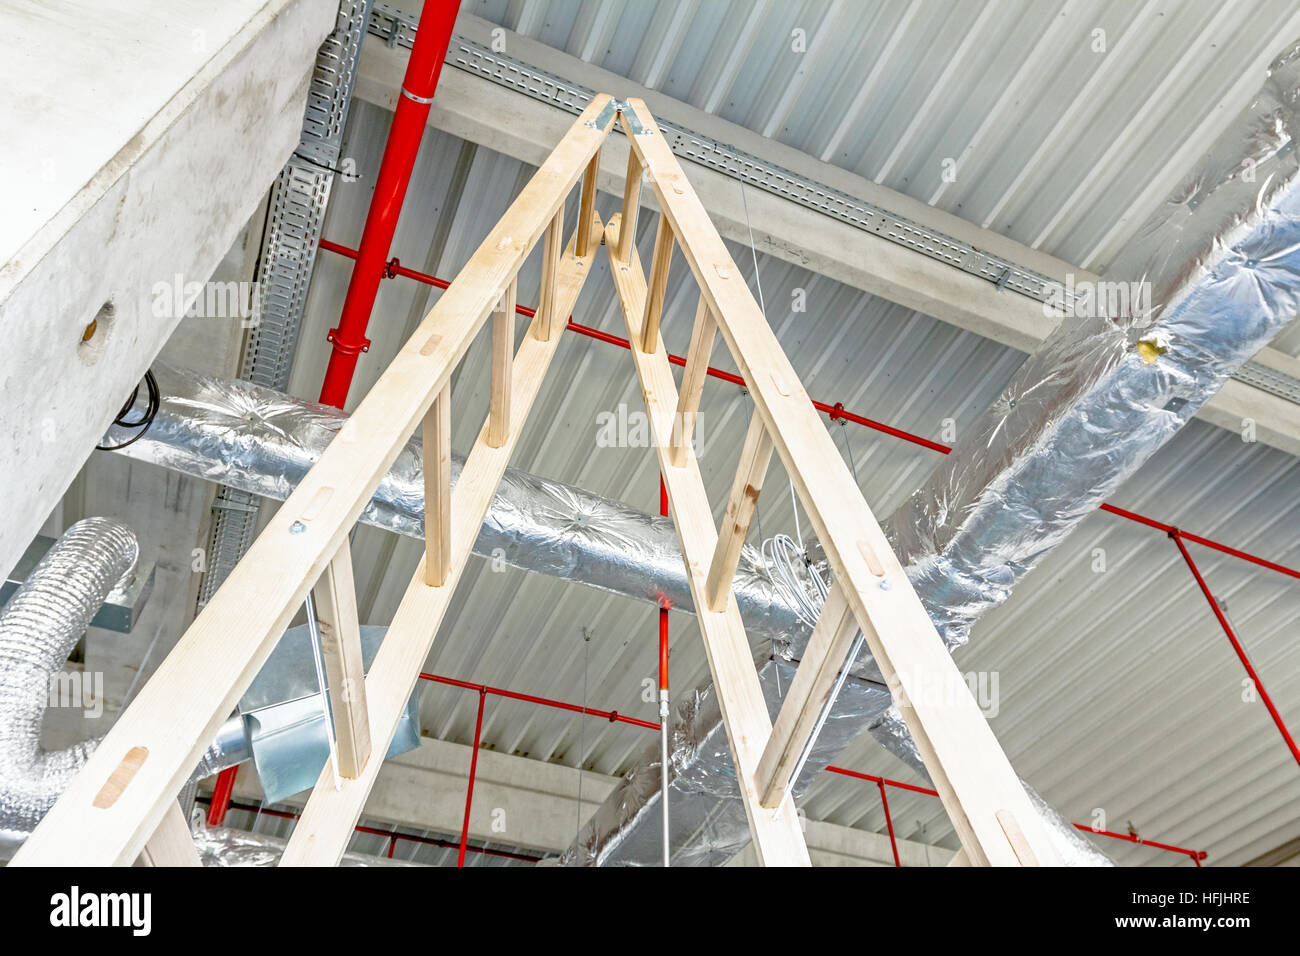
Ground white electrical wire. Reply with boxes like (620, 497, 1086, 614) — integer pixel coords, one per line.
(760, 533, 830, 629)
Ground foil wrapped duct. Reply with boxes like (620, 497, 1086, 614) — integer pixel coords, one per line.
(889, 36, 1300, 653)
(565, 655, 893, 866)
(0, 518, 138, 852)
(106, 363, 802, 643)
(191, 818, 426, 867)
(866, 706, 1110, 866)
(567, 39, 1300, 865)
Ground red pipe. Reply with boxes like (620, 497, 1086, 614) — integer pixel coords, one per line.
(1069, 824, 1207, 864)
(314, 238, 1300, 582)
(877, 779, 901, 867)
(458, 687, 487, 867)
(304, 238, 1258, 858)
(203, 678, 1206, 864)
(207, 766, 238, 826)
(1170, 529, 1300, 769)
(318, 1, 460, 409)
(419, 671, 660, 730)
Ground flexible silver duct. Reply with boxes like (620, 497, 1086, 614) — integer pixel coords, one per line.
(567, 37, 1300, 866)
(105, 363, 804, 643)
(0, 517, 138, 848)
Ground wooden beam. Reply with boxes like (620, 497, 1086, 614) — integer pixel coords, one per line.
(617, 147, 642, 262)
(671, 297, 715, 466)
(604, 213, 810, 867)
(312, 540, 371, 779)
(423, 384, 452, 586)
(640, 214, 674, 352)
(537, 211, 564, 340)
(135, 801, 199, 867)
(10, 95, 616, 868)
(488, 277, 516, 448)
(704, 410, 772, 612)
(279, 217, 602, 866)
(618, 98, 1059, 867)
(755, 583, 859, 806)
(576, 150, 600, 257)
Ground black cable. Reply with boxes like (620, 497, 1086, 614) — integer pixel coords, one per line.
(96, 369, 159, 451)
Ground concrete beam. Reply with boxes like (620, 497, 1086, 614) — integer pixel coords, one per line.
(0, 0, 337, 581)
(355, 12, 1300, 457)
(226, 736, 944, 865)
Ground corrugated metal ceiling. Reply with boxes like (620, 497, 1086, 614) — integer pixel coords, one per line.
(272, 1, 1300, 865)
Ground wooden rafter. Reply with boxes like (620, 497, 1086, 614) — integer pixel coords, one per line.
(13, 95, 1054, 869)
(280, 220, 602, 865)
(616, 97, 1059, 867)
(605, 213, 810, 866)
(10, 95, 616, 868)
(312, 540, 371, 778)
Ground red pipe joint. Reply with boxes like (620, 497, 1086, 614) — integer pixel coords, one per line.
(318, 1, 459, 409)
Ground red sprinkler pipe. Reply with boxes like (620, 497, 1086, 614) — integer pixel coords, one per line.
(318, 1, 459, 409)
(315, 237, 1300, 583)
(1169, 529, 1300, 769)
(1069, 824, 1207, 865)
(419, 671, 659, 730)
(457, 687, 487, 867)
(877, 779, 901, 867)
(207, 765, 239, 826)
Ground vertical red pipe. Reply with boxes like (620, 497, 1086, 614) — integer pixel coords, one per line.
(457, 687, 487, 867)
(318, 0, 460, 409)
(1170, 530, 1300, 768)
(877, 779, 901, 867)
(207, 766, 239, 826)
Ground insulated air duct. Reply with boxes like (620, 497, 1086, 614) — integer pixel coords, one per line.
(104, 364, 1094, 863)
(105, 363, 804, 644)
(0, 518, 138, 850)
(566, 36, 1300, 865)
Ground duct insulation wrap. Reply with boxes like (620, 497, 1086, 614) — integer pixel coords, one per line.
(561, 649, 1108, 866)
(891, 37, 1300, 654)
(569, 36, 1300, 865)
(105, 363, 803, 642)
(0, 517, 138, 850)
(191, 818, 426, 867)
(103, 365, 1093, 864)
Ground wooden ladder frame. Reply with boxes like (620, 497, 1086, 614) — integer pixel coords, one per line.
(12, 97, 1059, 868)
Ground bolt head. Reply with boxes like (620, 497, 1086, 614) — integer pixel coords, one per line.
(290, 520, 306, 535)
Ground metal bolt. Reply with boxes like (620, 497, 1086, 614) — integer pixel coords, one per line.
(290, 520, 306, 535)
(878, 578, 891, 591)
